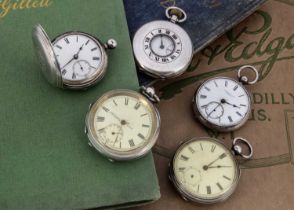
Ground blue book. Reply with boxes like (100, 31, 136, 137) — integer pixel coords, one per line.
(124, 0, 267, 85)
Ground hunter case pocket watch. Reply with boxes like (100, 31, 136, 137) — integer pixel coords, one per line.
(193, 65, 259, 132)
(169, 137, 253, 204)
(133, 6, 193, 79)
(85, 87, 160, 161)
(32, 24, 117, 89)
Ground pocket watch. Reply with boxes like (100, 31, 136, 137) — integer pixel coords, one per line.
(132, 6, 193, 79)
(85, 87, 161, 161)
(169, 137, 253, 204)
(32, 24, 117, 90)
(193, 65, 259, 132)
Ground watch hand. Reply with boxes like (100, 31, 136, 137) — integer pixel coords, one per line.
(61, 57, 75, 69)
(110, 111, 122, 122)
(113, 127, 123, 146)
(159, 35, 165, 49)
(221, 99, 240, 108)
(75, 44, 84, 56)
(203, 153, 226, 170)
(77, 61, 84, 72)
(125, 123, 133, 130)
(110, 112, 133, 129)
(207, 103, 221, 118)
(60, 44, 84, 69)
(207, 165, 233, 169)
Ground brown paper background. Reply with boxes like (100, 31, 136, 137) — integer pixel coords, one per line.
(133, 1, 294, 209)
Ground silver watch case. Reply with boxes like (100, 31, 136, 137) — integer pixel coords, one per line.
(85, 89, 161, 161)
(192, 77, 252, 132)
(32, 24, 109, 90)
(133, 20, 193, 79)
(169, 137, 241, 204)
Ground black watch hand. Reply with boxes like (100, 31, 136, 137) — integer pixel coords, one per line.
(207, 165, 232, 169)
(221, 99, 240, 108)
(203, 153, 227, 170)
(61, 44, 85, 69)
(207, 103, 222, 118)
(159, 35, 164, 49)
(75, 44, 84, 57)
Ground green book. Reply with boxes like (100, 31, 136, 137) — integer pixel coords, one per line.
(0, 0, 160, 209)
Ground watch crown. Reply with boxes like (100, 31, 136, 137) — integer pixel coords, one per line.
(84, 126, 89, 135)
(233, 145, 242, 155)
(105, 39, 117, 49)
(140, 86, 160, 103)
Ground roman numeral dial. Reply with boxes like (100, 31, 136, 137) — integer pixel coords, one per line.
(172, 138, 238, 200)
(53, 32, 103, 82)
(91, 91, 159, 155)
(143, 28, 182, 64)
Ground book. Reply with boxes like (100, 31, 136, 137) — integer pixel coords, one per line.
(124, 0, 267, 85)
(132, 0, 294, 209)
(0, 0, 160, 209)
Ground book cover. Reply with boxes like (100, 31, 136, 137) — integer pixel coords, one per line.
(124, 0, 267, 85)
(132, 0, 294, 209)
(0, 0, 160, 209)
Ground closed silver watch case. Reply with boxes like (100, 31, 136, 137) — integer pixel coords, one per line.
(133, 20, 193, 79)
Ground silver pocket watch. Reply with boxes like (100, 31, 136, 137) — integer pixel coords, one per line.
(133, 6, 193, 79)
(85, 87, 161, 161)
(193, 65, 259, 132)
(169, 137, 253, 204)
(32, 24, 117, 90)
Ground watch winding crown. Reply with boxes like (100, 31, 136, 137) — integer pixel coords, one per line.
(105, 39, 117, 49)
(140, 86, 160, 103)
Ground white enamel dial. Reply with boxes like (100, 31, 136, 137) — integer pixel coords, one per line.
(53, 33, 102, 82)
(195, 77, 251, 129)
(144, 28, 182, 64)
(172, 138, 239, 201)
(86, 90, 160, 160)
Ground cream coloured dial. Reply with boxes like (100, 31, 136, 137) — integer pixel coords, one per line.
(93, 94, 154, 152)
(173, 138, 238, 201)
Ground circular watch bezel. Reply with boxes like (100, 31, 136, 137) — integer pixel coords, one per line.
(85, 89, 161, 161)
(52, 31, 108, 89)
(169, 137, 241, 204)
(192, 76, 252, 132)
(133, 20, 193, 79)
